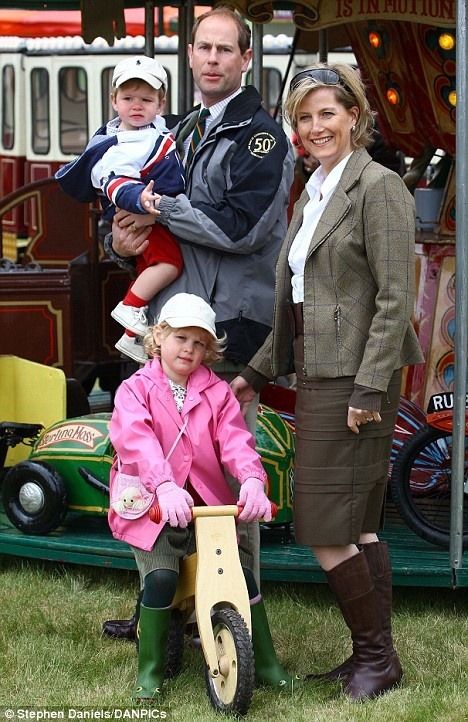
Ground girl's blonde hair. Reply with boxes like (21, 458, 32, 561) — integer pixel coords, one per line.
(144, 322, 227, 366)
(284, 63, 375, 149)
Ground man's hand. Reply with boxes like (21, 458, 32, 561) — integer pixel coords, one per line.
(112, 209, 153, 258)
(230, 376, 256, 416)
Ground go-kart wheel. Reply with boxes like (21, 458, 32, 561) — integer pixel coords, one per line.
(2, 460, 67, 535)
(204, 607, 254, 717)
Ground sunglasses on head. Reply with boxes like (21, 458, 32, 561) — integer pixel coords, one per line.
(289, 68, 349, 93)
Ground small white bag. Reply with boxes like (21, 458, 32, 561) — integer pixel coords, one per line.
(110, 419, 188, 520)
(110, 462, 155, 520)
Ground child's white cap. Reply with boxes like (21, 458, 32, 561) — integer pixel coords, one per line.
(112, 56, 167, 91)
(157, 294, 217, 339)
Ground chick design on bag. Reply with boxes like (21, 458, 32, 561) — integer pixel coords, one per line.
(111, 476, 154, 519)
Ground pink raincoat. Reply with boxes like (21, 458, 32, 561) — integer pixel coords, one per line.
(108, 358, 267, 551)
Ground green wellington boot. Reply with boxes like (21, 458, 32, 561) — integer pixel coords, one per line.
(132, 604, 171, 704)
(251, 598, 301, 691)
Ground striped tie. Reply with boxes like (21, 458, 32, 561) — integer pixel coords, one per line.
(185, 107, 210, 168)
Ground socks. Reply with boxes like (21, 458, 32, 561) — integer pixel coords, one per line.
(123, 289, 147, 308)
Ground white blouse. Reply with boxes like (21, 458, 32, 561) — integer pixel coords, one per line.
(288, 153, 352, 303)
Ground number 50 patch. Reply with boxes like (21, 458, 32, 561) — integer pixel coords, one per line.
(248, 132, 277, 158)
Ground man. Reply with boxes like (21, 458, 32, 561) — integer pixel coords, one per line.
(104, 6, 294, 645)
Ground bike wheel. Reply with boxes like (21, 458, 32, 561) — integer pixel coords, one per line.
(165, 609, 185, 679)
(390, 426, 468, 549)
(204, 607, 254, 717)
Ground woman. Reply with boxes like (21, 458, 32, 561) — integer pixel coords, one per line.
(232, 64, 424, 701)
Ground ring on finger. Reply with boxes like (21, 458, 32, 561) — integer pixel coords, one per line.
(131, 222, 138, 233)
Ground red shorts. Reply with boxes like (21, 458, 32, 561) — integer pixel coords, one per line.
(135, 225, 183, 277)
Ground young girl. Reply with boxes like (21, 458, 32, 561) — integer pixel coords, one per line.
(108, 293, 296, 703)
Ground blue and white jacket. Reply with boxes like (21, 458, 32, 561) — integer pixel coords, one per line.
(55, 117, 185, 219)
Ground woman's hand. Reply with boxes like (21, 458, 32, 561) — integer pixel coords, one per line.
(112, 209, 154, 257)
(347, 407, 382, 435)
(230, 376, 256, 416)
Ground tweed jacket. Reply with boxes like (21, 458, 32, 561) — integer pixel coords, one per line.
(248, 148, 424, 395)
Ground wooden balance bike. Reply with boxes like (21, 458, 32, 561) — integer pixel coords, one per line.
(149, 502, 276, 716)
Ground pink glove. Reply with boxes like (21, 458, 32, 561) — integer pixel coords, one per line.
(156, 481, 194, 528)
(237, 477, 272, 522)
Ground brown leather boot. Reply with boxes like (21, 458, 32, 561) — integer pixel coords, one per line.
(305, 655, 353, 683)
(362, 542, 403, 680)
(325, 551, 402, 700)
(306, 542, 403, 686)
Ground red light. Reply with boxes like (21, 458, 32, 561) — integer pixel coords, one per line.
(386, 88, 400, 105)
(368, 32, 381, 49)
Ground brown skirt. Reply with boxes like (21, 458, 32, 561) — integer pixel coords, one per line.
(293, 340, 401, 547)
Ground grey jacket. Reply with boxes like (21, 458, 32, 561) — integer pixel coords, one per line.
(247, 148, 424, 396)
(106, 87, 294, 364)
(153, 86, 294, 364)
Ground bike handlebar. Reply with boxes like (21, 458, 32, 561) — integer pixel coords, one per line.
(148, 502, 278, 525)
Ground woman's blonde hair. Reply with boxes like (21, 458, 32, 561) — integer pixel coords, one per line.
(284, 63, 375, 149)
(144, 322, 227, 366)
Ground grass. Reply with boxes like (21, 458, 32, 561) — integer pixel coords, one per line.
(0, 555, 467, 722)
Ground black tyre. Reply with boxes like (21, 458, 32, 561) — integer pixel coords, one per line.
(2, 461, 67, 535)
(204, 607, 254, 717)
(165, 609, 185, 679)
(390, 426, 468, 549)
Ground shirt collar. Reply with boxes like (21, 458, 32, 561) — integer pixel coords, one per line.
(306, 152, 353, 199)
(201, 87, 243, 121)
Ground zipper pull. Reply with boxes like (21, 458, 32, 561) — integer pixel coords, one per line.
(334, 304, 341, 325)
(334, 304, 342, 339)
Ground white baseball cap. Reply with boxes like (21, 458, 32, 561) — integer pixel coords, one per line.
(112, 55, 167, 91)
(157, 294, 217, 339)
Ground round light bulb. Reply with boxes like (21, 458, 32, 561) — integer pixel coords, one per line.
(368, 32, 381, 49)
(386, 88, 400, 105)
(439, 33, 455, 51)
